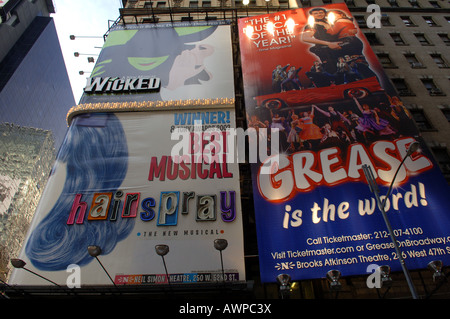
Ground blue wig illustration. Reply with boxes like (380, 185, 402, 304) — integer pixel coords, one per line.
(25, 113, 133, 271)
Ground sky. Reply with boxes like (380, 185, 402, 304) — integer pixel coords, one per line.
(51, 0, 123, 103)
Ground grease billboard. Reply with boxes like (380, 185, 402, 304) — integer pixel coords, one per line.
(10, 22, 245, 286)
(238, 4, 450, 283)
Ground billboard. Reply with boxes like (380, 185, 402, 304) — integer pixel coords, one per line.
(9, 22, 245, 286)
(238, 4, 450, 283)
(80, 21, 234, 104)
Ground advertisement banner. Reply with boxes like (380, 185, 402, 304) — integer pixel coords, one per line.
(238, 4, 450, 282)
(9, 22, 245, 286)
(9, 110, 244, 286)
(80, 21, 234, 104)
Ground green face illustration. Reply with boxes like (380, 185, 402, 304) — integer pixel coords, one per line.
(89, 26, 217, 82)
(127, 56, 169, 71)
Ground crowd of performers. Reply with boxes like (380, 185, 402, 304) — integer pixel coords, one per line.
(247, 94, 417, 154)
(248, 7, 418, 154)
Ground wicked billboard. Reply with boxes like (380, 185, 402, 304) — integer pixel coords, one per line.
(238, 4, 450, 283)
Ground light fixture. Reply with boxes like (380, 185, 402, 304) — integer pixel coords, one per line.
(214, 239, 228, 284)
(307, 15, 315, 29)
(428, 260, 445, 282)
(10, 258, 61, 287)
(327, 12, 336, 25)
(87, 245, 102, 257)
(362, 140, 421, 299)
(155, 244, 169, 256)
(74, 52, 98, 57)
(406, 141, 420, 156)
(379, 265, 393, 287)
(266, 21, 275, 36)
(326, 269, 342, 291)
(276, 273, 291, 299)
(87, 245, 118, 288)
(70, 35, 102, 40)
(265, 0, 270, 14)
(285, 18, 295, 34)
(244, 25, 254, 39)
(242, 0, 249, 5)
(155, 244, 171, 286)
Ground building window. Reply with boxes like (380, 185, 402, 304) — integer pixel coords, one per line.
(355, 15, 367, 28)
(410, 109, 434, 130)
(401, 16, 416, 27)
(202, 0, 211, 7)
(381, 16, 393, 26)
(440, 108, 450, 121)
(392, 78, 414, 96)
(377, 53, 396, 68)
(388, 0, 399, 7)
(279, 0, 289, 7)
(390, 33, 407, 45)
(345, 0, 355, 7)
(189, 1, 199, 7)
(431, 147, 450, 178)
(438, 33, 450, 45)
(430, 1, 441, 8)
(156, 1, 166, 7)
(421, 78, 444, 96)
(144, 1, 153, 8)
(414, 33, 432, 45)
(423, 16, 439, 27)
(409, 0, 420, 8)
(301, 0, 311, 7)
(364, 33, 381, 45)
(404, 53, 424, 68)
(431, 54, 449, 68)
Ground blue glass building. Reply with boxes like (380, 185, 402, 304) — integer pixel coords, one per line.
(0, 0, 75, 280)
(0, 15, 75, 148)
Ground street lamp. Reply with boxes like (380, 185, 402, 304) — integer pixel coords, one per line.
(214, 239, 228, 284)
(276, 273, 291, 299)
(326, 269, 342, 292)
(155, 244, 171, 287)
(87, 245, 118, 288)
(378, 265, 393, 287)
(362, 141, 420, 299)
(10, 258, 61, 287)
(70, 35, 103, 40)
(242, 0, 249, 16)
(428, 260, 444, 282)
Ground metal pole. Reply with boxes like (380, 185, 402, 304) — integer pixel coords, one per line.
(161, 256, 171, 288)
(23, 268, 61, 287)
(362, 164, 419, 299)
(95, 256, 118, 289)
(220, 250, 225, 284)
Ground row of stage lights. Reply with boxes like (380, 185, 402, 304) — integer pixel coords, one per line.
(277, 261, 446, 299)
(6, 239, 230, 292)
(243, 11, 338, 38)
(5, 255, 447, 298)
